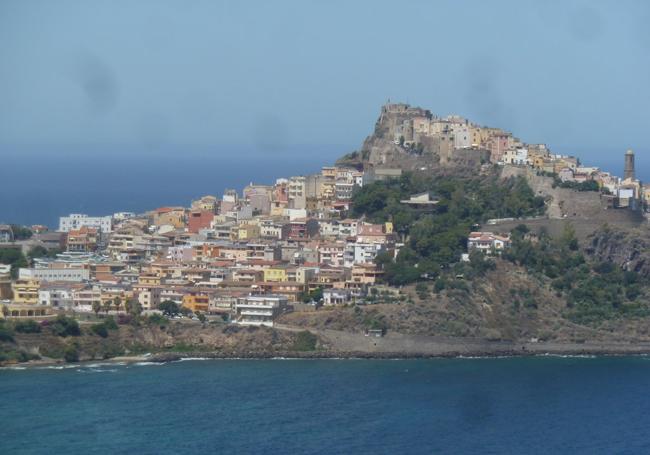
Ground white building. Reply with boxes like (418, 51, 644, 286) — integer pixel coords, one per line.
(59, 214, 112, 233)
(39, 285, 77, 308)
(234, 295, 287, 327)
(19, 267, 90, 282)
(467, 232, 511, 255)
(323, 289, 351, 306)
(345, 242, 384, 267)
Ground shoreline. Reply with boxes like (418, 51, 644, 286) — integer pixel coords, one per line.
(5, 344, 650, 369)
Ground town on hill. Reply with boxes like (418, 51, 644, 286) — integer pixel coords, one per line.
(1, 102, 649, 364)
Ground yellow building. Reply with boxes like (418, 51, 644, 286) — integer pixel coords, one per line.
(191, 195, 218, 213)
(152, 207, 186, 228)
(11, 279, 40, 304)
(232, 224, 260, 241)
(138, 274, 162, 286)
(263, 267, 288, 283)
(182, 293, 210, 313)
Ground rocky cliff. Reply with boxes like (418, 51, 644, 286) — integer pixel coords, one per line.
(587, 225, 650, 278)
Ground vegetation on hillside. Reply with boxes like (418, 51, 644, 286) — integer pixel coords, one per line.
(503, 224, 648, 324)
(351, 170, 545, 285)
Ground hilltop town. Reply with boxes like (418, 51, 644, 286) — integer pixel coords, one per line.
(1, 102, 650, 364)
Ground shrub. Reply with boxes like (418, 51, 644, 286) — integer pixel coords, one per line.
(103, 316, 118, 330)
(0, 326, 15, 342)
(147, 313, 167, 327)
(50, 315, 81, 337)
(91, 323, 109, 338)
(292, 331, 318, 351)
(14, 319, 42, 334)
(64, 345, 79, 363)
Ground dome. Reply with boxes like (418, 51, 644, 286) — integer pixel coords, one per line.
(626, 149, 634, 155)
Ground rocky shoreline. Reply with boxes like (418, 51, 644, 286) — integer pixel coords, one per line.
(146, 345, 650, 363)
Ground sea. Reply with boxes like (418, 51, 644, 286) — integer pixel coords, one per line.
(0, 144, 346, 228)
(0, 144, 647, 228)
(3, 356, 650, 454)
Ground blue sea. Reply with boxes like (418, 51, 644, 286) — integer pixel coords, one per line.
(3, 357, 650, 454)
(0, 144, 346, 228)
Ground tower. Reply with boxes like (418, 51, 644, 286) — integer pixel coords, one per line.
(624, 149, 635, 180)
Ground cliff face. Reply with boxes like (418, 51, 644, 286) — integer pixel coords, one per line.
(587, 226, 650, 278)
(338, 103, 486, 171)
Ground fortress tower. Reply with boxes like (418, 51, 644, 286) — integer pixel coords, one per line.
(624, 149, 635, 180)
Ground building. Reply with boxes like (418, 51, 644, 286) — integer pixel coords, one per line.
(0, 225, 14, 243)
(11, 279, 40, 304)
(188, 210, 215, 234)
(624, 149, 635, 180)
(66, 226, 99, 252)
(234, 295, 288, 326)
(182, 292, 210, 313)
(19, 267, 89, 282)
(323, 288, 351, 306)
(0, 264, 13, 299)
(59, 214, 112, 233)
(467, 232, 511, 254)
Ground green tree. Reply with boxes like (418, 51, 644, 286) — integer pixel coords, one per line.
(9, 225, 32, 240)
(2, 304, 8, 319)
(124, 298, 142, 316)
(92, 301, 101, 316)
(102, 300, 112, 314)
(159, 300, 180, 317)
(196, 312, 206, 323)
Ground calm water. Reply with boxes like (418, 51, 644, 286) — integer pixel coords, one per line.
(0, 144, 345, 227)
(3, 357, 650, 454)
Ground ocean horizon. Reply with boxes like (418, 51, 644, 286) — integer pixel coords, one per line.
(0, 143, 646, 228)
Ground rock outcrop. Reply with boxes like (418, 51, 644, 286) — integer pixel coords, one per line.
(587, 225, 650, 278)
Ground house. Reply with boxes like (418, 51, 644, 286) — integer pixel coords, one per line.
(59, 214, 112, 233)
(11, 278, 40, 304)
(182, 292, 210, 313)
(66, 227, 99, 252)
(0, 225, 13, 243)
(323, 288, 351, 306)
(467, 232, 511, 254)
(151, 207, 186, 229)
(400, 192, 439, 209)
(234, 294, 288, 326)
(188, 210, 215, 234)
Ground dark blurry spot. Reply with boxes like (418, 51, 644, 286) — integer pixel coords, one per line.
(463, 57, 513, 129)
(252, 113, 289, 154)
(76, 54, 118, 114)
(568, 6, 603, 42)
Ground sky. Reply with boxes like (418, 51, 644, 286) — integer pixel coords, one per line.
(1, 0, 650, 169)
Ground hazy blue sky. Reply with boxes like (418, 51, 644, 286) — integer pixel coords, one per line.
(2, 0, 650, 159)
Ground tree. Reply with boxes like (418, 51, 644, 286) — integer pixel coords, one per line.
(113, 297, 122, 312)
(102, 300, 112, 314)
(124, 298, 142, 317)
(9, 225, 32, 240)
(196, 312, 206, 323)
(2, 304, 8, 319)
(92, 301, 101, 316)
(159, 300, 180, 317)
(27, 245, 49, 262)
